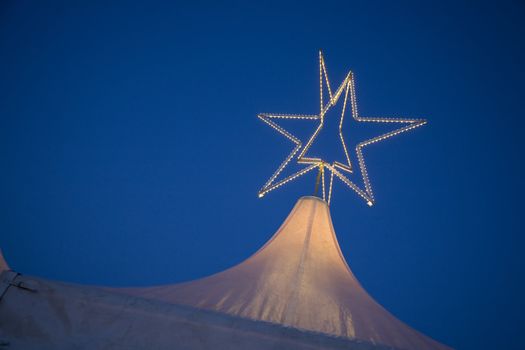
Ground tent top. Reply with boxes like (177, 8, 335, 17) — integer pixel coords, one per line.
(120, 196, 451, 350)
(0, 250, 8, 272)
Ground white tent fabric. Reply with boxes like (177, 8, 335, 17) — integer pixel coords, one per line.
(120, 196, 450, 350)
(0, 271, 392, 350)
(0, 250, 8, 273)
(0, 196, 451, 349)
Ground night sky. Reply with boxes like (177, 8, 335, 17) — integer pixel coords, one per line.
(1, 1, 524, 349)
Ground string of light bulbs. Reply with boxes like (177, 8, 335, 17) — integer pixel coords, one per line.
(258, 51, 426, 206)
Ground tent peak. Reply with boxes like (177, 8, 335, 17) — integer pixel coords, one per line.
(0, 249, 10, 272)
(120, 197, 450, 350)
(298, 195, 328, 205)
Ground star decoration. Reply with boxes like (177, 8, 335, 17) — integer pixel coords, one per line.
(258, 50, 426, 206)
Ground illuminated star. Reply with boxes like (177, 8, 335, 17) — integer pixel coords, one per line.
(258, 50, 426, 206)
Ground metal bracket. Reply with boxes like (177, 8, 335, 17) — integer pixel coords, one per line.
(0, 270, 23, 301)
(11, 280, 37, 293)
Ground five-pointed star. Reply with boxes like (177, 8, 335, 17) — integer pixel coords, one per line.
(258, 51, 426, 206)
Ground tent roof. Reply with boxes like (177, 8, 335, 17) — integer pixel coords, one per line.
(121, 196, 450, 350)
(0, 249, 8, 272)
(0, 271, 392, 350)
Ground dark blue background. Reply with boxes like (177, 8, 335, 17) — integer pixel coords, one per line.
(1, 1, 523, 349)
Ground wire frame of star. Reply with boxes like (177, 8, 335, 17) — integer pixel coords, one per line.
(258, 51, 427, 206)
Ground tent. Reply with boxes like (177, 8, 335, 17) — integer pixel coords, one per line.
(0, 197, 451, 349)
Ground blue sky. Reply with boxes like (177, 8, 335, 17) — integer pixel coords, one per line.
(1, 1, 524, 349)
